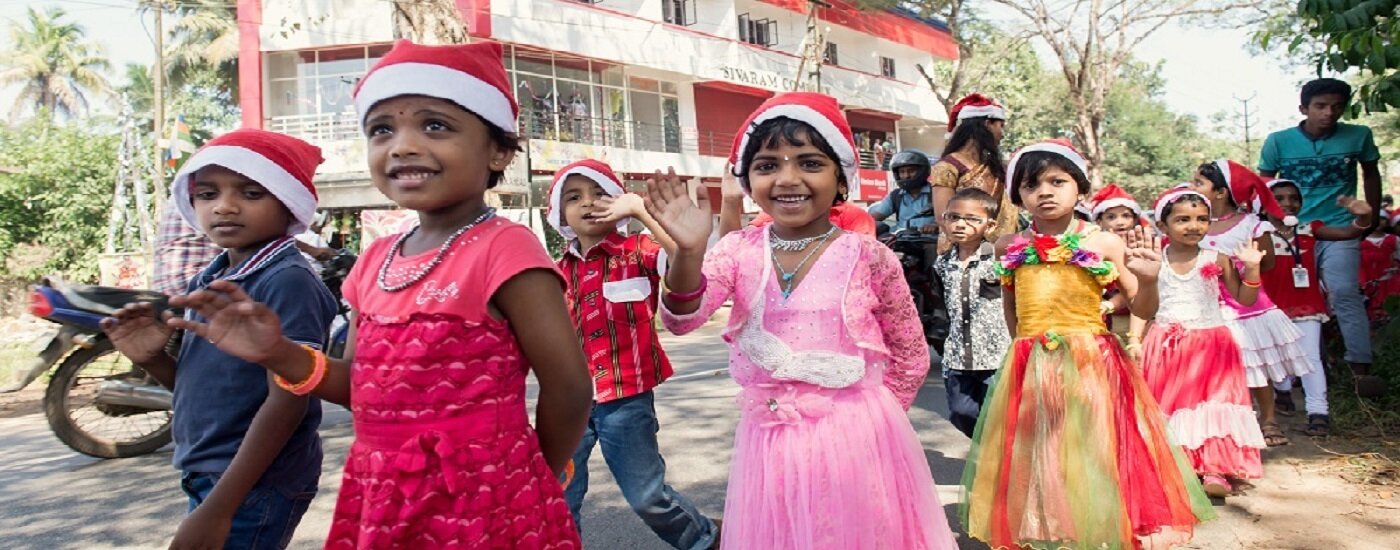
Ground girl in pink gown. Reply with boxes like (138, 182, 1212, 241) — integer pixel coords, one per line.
(650, 92, 957, 549)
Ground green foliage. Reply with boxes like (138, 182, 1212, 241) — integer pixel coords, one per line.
(119, 62, 240, 146)
(1261, 0, 1400, 114)
(0, 116, 121, 283)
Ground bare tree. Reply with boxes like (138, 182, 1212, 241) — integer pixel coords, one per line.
(391, 0, 468, 44)
(991, 0, 1252, 185)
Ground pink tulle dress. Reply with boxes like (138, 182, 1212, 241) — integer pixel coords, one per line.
(1141, 247, 1265, 479)
(663, 227, 957, 550)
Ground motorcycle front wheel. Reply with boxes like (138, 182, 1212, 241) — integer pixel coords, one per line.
(43, 340, 173, 458)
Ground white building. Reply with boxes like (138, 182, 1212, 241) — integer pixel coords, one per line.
(234, 0, 956, 220)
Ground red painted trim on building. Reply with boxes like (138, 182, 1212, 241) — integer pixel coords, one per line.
(236, 0, 263, 129)
(457, 0, 492, 38)
(757, 0, 959, 61)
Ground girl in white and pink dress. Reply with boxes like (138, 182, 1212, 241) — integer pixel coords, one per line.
(650, 92, 957, 549)
(1191, 160, 1312, 447)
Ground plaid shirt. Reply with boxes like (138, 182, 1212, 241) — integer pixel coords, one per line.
(558, 233, 673, 403)
(152, 201, 221, 296)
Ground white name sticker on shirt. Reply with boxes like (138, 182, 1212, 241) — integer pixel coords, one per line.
(1292, 267, 1310, 288)
(603, 277, 653, 303)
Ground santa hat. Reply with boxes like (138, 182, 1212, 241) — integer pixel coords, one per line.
(353, 40, 518, 133)
(1075, 201, 1091, 218)
(1215, 159, 1297, 227)
(545, 159, 628, 240)
(1090, 183, 1143, 220)
(1153, 186, 1210, 223)
(947, 93, 1007, 133)
(729, 92, 858, 193)
(170, 128, 323, 235)
(1005, 139, 1088, 190)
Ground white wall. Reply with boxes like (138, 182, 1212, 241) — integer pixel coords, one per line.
(261, 0, 393, 50)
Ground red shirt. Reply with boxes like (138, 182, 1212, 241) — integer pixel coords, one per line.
(749, 202, 878, 236)
(1261, 221, 1329, 319)
(557, 233, 674, 403)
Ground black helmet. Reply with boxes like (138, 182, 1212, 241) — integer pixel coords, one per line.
(889, 149, 931, 193)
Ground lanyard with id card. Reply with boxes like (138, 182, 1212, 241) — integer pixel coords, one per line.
(1281, 232, 1310, 288)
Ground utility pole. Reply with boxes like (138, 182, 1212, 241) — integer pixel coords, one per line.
(151, 1, 166, 219)
(792, 0, 830, 92)
(1234, 93, 1258, 162)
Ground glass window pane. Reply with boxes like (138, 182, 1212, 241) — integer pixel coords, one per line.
(600, 65, 625, 87)
(515, 50, 553, 76)
(629, 76, 659, 92)
(598, 88, 627, 147)
(316, 47, 368, 75)
(558, 81, 594, 144)
(663, 97, 680, 153)
(268, 78, 317, 117)
(629, 90, 661, 151)
(661, 81, 677, 95)
(266, 51, 312, 80)
(553, 56, 593, 83)
(517, 73, 558, 139)
(318, 75, 357, 114)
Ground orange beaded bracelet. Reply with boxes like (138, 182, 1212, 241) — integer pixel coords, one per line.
(561, 460, 576, 488)
(274, 345, 327, 396)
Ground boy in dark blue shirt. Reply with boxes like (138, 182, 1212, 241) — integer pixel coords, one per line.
(102, 129, 336, 549)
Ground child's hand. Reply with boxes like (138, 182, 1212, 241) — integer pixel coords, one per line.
(1337, 195, 1373, 218)
(1234, 240, 1265, 268)
(644, 167, 712, 252)
(169, 505, 231, 550)
(1123, 227, 1162, 280)
(591, 193, 645, 224)
(100, 302, 175, 365)
(720, 164, 745, 201)
(166, 280, 285, 365)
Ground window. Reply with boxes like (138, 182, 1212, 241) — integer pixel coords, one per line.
(265, 45, 390, 140)
(880, 56, 896, 78)
(738, 14, 777, 46)
(824, 42, 839, 66)
(662, 0, 695, 26)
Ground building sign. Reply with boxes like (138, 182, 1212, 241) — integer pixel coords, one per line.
(496, 145, 531, 195)
(716, 66, 831, 95)
(528, 140, 614, 173)
(856, 168, 891, 202)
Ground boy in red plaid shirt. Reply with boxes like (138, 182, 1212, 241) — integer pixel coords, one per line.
(547, 160, 720, 550)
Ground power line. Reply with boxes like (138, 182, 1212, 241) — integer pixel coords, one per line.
(1234, 93, 1257, 162)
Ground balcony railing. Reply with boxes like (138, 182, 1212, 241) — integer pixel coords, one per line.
(266, 112, 735, 161)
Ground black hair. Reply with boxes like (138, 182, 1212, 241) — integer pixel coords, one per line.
(364, 95, 522, 189)
(1300, 78, 1352, 107)
(1195, 162, 1235, 208)
(1008, 151, 1091, 207)
(1159, 193, 1210, 221)
(941, 117, 1006, 182)
(736, 117, 851, 204)
(1270, 179, 1300, 194)
(948, 187, 999, 219)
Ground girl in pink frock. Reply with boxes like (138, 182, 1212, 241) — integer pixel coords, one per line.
(1191, 160, 1311, 447)
(1140, 188, 1267, 498)
(649, 93, 957, 549)
(167, 41, 593, 548)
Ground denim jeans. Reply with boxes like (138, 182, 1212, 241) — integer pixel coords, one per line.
(180, 472, 317, 550)
(1316, 239, 1372, 363)
(945, 369, 996, 438)
(564, 391, 717, 550)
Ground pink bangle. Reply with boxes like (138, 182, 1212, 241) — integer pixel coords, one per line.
(665, 274, 708, 302)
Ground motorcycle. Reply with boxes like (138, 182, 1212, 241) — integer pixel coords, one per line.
(6, 250, 357, 459)
(878, 222, 949, 353)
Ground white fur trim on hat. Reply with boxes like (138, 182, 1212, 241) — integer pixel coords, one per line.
(1091, 198, 1141, 220)
(354, 62, 517, 133)
(1005, 142, 1088, 189)
(171, 145, 317, 235)
(957, 105, 1006, 121)
(1155, 189, 1209, 223)
(547, 166, 628, 240)
(734, 104, 859, 192)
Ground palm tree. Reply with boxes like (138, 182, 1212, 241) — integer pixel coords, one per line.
(0, 7, 112, 119)
(161, 0, 238, 95)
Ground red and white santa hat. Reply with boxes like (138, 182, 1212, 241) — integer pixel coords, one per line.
(1004, 139, 1088, 190)
(1215, 159, 1297, 227)
(729, 92, 859, 193)
(352, 40, 518, 133)
(1153, 186, 1209, 222)
(947, 93, 1007, 133)
(1089, 183, 1143, 220)
(545, 159, 629, 240)
(170, 128, 324, 235)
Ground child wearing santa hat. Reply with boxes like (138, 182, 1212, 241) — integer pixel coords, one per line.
(651, 92, 958, 548)
(1191, 159, 1312, 448)
(545, 160, 721, 550)
(1089, 184, 1150, 341)
(159, 41, 594, 548)
(1261, 178, 1374, 436)
(102, 128, 338, 549)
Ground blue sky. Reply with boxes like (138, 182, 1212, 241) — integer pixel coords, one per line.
(3, 1, 1316, 139)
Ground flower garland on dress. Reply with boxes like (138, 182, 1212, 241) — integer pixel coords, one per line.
(993, 227, 1118, 288)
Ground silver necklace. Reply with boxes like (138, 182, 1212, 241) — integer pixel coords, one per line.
(771, 226, 838, 299)
(377, 208, 496, 292)
(769, 225, 837, 252)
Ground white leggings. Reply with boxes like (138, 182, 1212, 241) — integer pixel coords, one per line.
(1272, 320, 1328, 416)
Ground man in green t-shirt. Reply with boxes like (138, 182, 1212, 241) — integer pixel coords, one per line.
(1259, 78, 1383, 395)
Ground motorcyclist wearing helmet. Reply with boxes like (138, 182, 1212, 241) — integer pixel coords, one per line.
(868, 149, 938, 234)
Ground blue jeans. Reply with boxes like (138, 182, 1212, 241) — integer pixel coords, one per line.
(945, 369, 996, 438)
(180, 472, 317, 550)
(1317, 239, 1372, 363)
(564, 391, 717, 550)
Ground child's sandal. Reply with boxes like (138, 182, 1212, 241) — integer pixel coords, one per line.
(1262, 421, 1290, 447)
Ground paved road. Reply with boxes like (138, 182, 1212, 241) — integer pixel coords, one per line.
(0, 317, 1269, 549)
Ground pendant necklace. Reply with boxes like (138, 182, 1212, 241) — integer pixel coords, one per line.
(771, 226, 837, 299)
